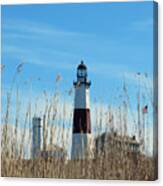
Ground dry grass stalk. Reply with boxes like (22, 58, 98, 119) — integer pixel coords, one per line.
(1, 71, 157, 180)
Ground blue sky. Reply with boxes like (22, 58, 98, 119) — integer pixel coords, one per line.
(2, 1, 154, 100)
(1, 2, 155, 142)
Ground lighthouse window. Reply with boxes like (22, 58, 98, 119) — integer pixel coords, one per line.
(78, 69, 86, 77)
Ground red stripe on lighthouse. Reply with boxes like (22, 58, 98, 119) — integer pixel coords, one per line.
(73, 109, 91, 133)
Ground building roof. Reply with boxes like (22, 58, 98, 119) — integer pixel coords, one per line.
(96, 132, 140, 145)
(37, 144, 67, 158)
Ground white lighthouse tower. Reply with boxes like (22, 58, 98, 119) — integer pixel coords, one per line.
(71, 60, 94, 160)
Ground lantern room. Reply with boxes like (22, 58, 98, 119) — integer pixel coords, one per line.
(77, 60, 87, 79)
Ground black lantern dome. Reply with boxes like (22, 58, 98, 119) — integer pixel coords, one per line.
(77, 60, 87, 78)
(77, 60, 87, 70)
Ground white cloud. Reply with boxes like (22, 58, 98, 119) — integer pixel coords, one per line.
(3, 19, 91, 38)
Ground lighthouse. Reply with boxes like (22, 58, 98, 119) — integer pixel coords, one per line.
(71, 60, 94, 160)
